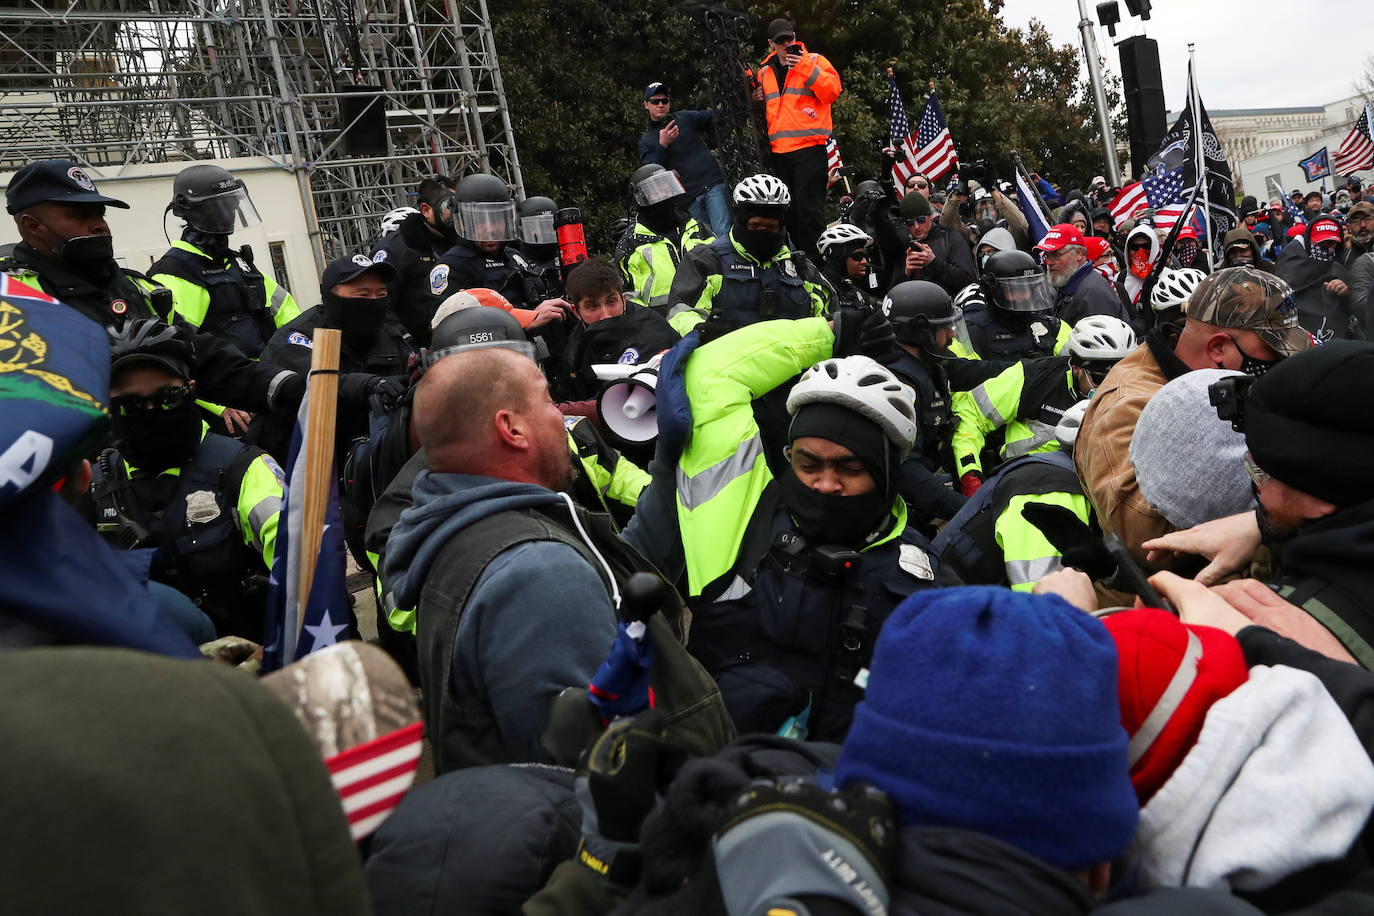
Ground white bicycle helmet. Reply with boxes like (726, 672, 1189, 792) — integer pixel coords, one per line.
(1067, 315, 1137, 362)
(1055, 399, 1091, 448)
(1150, 267, 1207, 313)
(379, 206, 420, 234)
(786, 356, 917, 456)
(817, 223, 871, 257)
(733, 173, 791, 208)
(953, 282, 986, 312)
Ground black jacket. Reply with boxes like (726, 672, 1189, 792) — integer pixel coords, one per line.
(885, 223, 977, 297)
(1055, 263, 1133, 327)
(561, 306, 680, 400)
(1276, 221, 1358, 341)
(369, 214, 452, 346)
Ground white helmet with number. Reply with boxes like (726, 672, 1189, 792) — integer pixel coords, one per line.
(733, 173, 791, 208)
(1150, 267, 1207, 313)
(786, 356, 917, 456)
(817, 223, 872, 257)
(1068, 315, 1137, 361)
(380, 206, 420, 234)
(1055, 399, 1092, 448)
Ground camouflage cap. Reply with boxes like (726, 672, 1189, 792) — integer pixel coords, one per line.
(1183, 266, 1311, 358)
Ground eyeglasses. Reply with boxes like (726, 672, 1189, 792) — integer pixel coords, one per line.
(901, 215, 930, 227)
(111, 384, 192, 416)
(772, 33, 795, 44)
(647, 98, 670, 106)
(1243, 451, 1272, 489)
(847, 251, 869, 262)
(1080, 363, 1114, 385)
(907, 180, 929, 190)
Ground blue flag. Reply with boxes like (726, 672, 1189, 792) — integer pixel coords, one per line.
(261, 384, 354, 673)
(1014, 160, 1052, 244)
(1299, 147, 1331, 182)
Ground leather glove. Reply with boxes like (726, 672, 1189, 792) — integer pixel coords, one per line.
(338, 373, 405, 407)
(574, 708, 668, 889)
(833, 306, 902, 365)
(960, 471, 984, 498)
(711, 777, 898, 916)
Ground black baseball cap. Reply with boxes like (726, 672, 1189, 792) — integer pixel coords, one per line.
(768, 18, 794, 40)
(644, 82, 669, 100)
(5, 159, 130, 214)
(320, 254, 397, 290)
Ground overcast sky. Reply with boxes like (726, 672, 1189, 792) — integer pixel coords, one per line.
(998, 0, 1372, 113)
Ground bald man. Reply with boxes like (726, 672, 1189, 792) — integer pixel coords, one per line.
(381, 348, 619, 772)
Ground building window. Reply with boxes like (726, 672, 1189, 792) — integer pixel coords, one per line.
(269, 241, 291, 293)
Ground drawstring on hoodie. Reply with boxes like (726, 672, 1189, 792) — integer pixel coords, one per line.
(558, 491, 622, 612)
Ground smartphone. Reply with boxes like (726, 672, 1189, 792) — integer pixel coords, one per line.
(785, 43, 803, 57)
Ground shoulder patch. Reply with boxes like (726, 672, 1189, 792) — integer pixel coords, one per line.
(563, 415, 582, 431)
(260, 454, 286, 485)
(371, 249, 388, 263)
(429, 263, 450, 295)
(287, 331, 313, 348)
(898, 544, 935, 581)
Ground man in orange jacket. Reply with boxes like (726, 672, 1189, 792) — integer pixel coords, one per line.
(752, 18, 842, 261)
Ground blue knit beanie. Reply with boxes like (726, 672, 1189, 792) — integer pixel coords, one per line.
(834, 586, 1138, 871)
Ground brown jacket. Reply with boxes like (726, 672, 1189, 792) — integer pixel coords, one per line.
(1075, 325, 1190, 564)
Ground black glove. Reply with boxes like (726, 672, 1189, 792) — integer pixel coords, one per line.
(696, 312, 740, 346)
(833, 306, 902, 364)
(711, 777, 898, 916)
(574, 708, 668, 889)
(338, 373, 404, 407)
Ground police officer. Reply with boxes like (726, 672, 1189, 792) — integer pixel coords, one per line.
(255, 255, 412, 463)
(623, 315, 939, 741)
(509, 195, 565, 305)
(369, 175, 458, 345)
(666, 174, 832, 335)
(951, 315, 1136, 496)
(933, 400, 1094, 592)
(880, 280, 969, 528)
(614, 165, 712, 314)
(2, 159, 302, 415)
(955, 249, 1070, 368)
(817, 223, 878, 312)
(149, 164, 301, 358)
(90, 319, 285, 640)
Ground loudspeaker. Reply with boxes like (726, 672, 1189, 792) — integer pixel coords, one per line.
(338, 85, 389, 157)
(1118, 37, 1166, 180)
(597, 368, 659, 445)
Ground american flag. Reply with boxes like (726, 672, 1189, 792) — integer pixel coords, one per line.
(913, 90, 958, 181)
(826, 137, 843, 173)
(1109, 181, 1148, 224)
(1334, 102, 1374, 175)
(887, 74, 921, 190)
(1143, 165, 1187, 211)
(327, 719, 424, 840)
(261, 378, 355, 673)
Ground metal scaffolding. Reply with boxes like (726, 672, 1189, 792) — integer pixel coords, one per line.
(0, 0, 524, 269)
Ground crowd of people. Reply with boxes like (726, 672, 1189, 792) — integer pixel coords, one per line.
(7, 14, 1374, 914)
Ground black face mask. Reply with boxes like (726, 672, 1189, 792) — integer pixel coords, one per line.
(113, 401, 202, 472)
(57, 234, 115, 273)
(734, 226, 787, 263)
(1229, 339, 1277, 377)
(322, 292, 389, 344)
(779, 466, 891, 548)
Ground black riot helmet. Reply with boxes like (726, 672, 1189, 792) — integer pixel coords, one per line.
(518, 195, 557, 246)
(450, 173, 517, 243)
(979, 249, 1054, 316)
(170, 164, 259, 235)
(628, 164, 686, 208)
(423, 302, 536, 369)
(881, 280, 962, 359)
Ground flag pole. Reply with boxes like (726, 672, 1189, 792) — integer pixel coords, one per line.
(1188, 45, 1214, 271)
(296, 327, 341, 639)
(1012, 150, 1053, 217)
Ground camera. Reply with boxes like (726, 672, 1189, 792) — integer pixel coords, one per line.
(1208, 375, 1255, 432)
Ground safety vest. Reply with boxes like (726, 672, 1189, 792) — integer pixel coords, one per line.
(709, 235, 812, 326)
(962, 305, 1069, 363)
(757, 43, 839, 154)
(150, 240, 295, 357)
(90, 430, 272, 637)
(953, 356, 1077, 476)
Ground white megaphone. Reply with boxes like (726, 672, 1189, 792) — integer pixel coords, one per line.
(594, 359, 661, 445)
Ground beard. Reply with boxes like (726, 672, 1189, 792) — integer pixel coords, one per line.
(1047, 264, 1074, 288)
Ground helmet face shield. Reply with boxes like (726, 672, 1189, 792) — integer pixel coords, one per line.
(633, 169, 686, 207)
(519, 212, 556, 245)
(455, 200, 517, 242)
(185, 186, 259, 234)
(993, 273, 1054, 313)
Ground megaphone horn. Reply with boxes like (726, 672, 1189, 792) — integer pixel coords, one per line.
(597, 367, 659, 445)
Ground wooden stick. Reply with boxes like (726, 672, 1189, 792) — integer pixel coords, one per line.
(296, 327, 341, 637)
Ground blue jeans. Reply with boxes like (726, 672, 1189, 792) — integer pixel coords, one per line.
(688, 183, 732, 237)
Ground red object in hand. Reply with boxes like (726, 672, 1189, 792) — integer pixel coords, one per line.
(960, 473, 983, 498)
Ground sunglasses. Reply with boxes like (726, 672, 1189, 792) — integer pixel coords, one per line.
(907, 180, 929, 190)
(847, 251, 869, 262)
(901, 215, 930, 226)
(772, 34, 795, 44)
(647, 97, 670, 105)
(111, 384, 192, 416)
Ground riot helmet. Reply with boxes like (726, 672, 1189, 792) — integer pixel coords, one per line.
(450, 173, 517, 243)
(881, 280, 962, 359)
(424, 301, 535, 368)
(980, 249, 1054, 315)
(518, 195, 557, 246)
(170, 164, 259, 235)
(629, 164, 687, 208)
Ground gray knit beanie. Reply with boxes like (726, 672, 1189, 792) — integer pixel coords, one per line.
(1129, 369, 1254, 529)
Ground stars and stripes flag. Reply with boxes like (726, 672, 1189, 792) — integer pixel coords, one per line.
(1109, 180, 1149, 224)
(1334, 102, 1374, 175)
(912, 90, 958, 181)
(327, 719, 424, 840)
(887, 74, 921, 190)
(826, 137, 843, 173)
(261, 380, 354, 674)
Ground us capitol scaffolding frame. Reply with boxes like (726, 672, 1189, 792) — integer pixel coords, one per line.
(0, 0, 524, 272)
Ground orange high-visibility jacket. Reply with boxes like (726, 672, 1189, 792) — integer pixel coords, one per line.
(757, 42, 842, 154)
